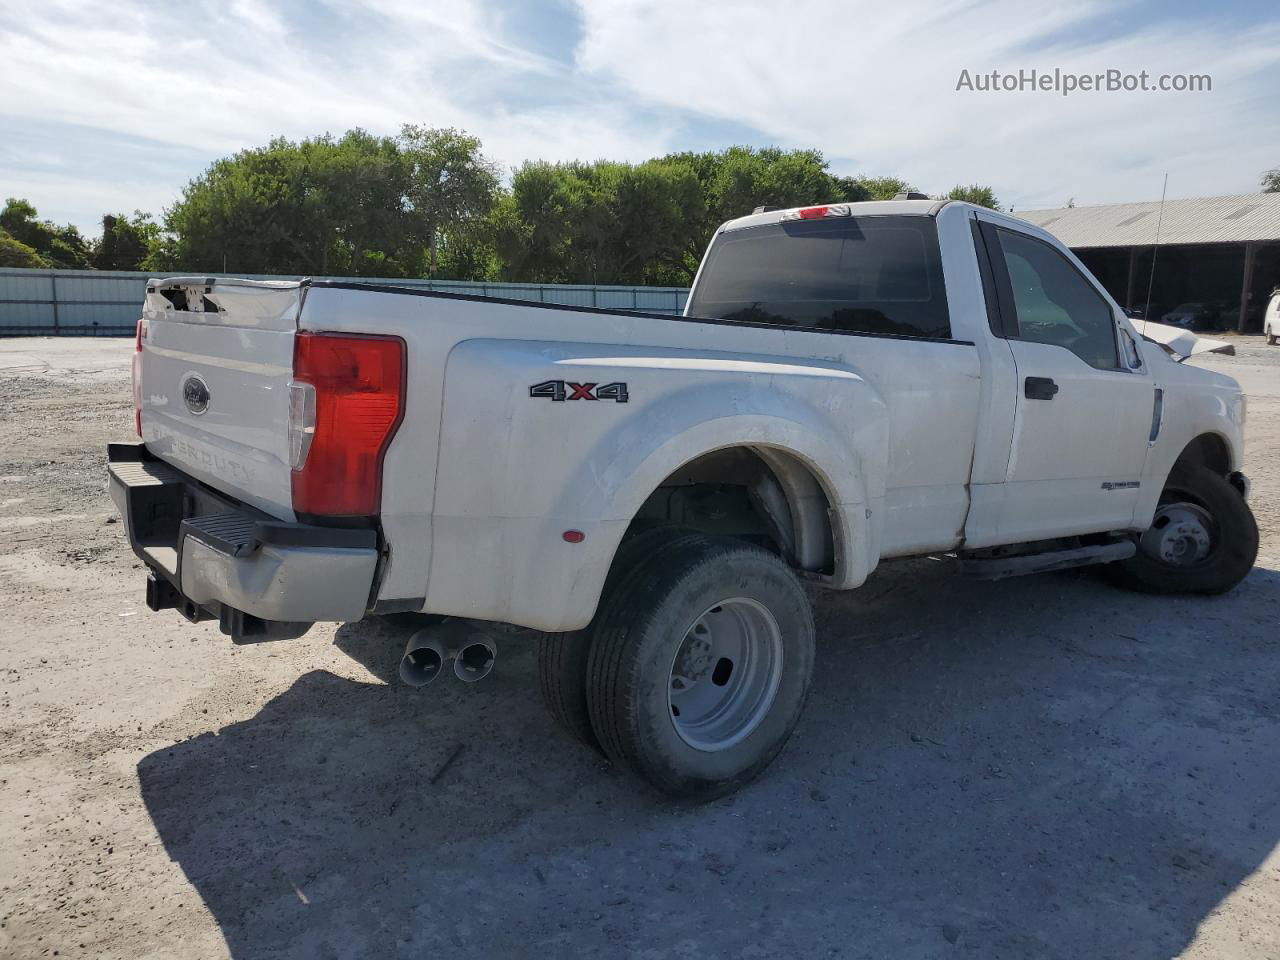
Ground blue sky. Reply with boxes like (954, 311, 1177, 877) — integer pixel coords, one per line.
(2, 0, 1278, 236)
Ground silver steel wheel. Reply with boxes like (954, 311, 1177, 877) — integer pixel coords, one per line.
(1140, 500, 1215, 567)
(666, 597, 784, 752)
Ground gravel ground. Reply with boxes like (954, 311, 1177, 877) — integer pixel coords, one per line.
(1, 336, 1277, 960)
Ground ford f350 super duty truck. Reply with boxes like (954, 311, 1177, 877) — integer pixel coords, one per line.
(108, 199, 1258, 799)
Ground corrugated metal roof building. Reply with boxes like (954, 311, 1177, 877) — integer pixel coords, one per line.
(1018, 193, 1280, 331)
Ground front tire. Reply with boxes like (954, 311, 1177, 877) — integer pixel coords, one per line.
(586, 533, 815, 801)
(1108, 463, 1258, 595)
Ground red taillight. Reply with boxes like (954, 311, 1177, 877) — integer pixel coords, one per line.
(797, 205, 829, 219)
(290, 332, 405, 517)
(132, 319, 145, 436)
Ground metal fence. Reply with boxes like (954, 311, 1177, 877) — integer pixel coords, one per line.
(0, 268, 691, 336)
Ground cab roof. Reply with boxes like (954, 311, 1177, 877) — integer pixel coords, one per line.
(720, 198, 952, 234)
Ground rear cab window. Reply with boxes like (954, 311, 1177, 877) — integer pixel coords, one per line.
(688, 215, 951, 340)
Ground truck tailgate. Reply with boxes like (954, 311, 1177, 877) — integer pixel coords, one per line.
(140, 278, 301, 520)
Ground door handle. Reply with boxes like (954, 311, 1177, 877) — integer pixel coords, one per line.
(1024, 376, 1059, 400)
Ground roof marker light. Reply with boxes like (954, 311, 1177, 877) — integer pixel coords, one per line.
(782, 203, 852, 221)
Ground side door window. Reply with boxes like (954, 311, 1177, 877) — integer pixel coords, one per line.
(992, 227, 1120, 370)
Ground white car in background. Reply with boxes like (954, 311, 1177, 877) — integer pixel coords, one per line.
(1266, 288, 1279, 345)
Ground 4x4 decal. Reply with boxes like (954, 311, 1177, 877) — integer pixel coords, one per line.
(530, 380, 629, 403)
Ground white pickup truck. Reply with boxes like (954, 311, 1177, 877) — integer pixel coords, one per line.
(109, 198, 1258, 799)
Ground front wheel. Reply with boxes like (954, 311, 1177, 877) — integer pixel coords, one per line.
(586, 533, 815, 801)
(1108, 463, 1258, 595)
(1267, 327, 1278, 346)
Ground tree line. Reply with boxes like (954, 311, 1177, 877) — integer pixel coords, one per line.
(6, 125, 1010, 283)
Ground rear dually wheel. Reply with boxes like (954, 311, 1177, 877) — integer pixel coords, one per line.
(585, 532, 816, 801)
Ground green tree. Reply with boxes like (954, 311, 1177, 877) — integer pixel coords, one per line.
(399, 126, 501, 276)
(161, 127, 505, 277)
(0, 199, 42, 246)
(833, 176, 873, 202)
(495, 157, 703, 285)
(493, 162, 576, 282)
(433, 221, 501, 281)
(162, 131, 414, 276)
(1263, 168, 1280, 193)
(703, 146, 836, 221)
(93, 212, 161, 270)
(315, 129, 414, 276)
(840, 176, 917, 201)
(133, 129, 972, 284)
(617, 159, 703, 284)
(0, 231, 49, 268)
(493, 147, 944, 286)
(652, 146, 843, 282)
(0, 198, 91, 268)
(164, 137, 327, 274)
(946, 183, 1001, 209)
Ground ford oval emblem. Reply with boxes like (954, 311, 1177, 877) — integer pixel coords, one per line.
(182, 374, 210, 415)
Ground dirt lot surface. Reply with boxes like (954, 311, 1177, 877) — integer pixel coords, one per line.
(1, 335, 1278, 959)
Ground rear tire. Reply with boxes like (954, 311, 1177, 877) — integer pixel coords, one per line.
(585, 533, 815, 801)
(536, 527, 699, 751)
(537, 628, 598, 750)
(1267, 328, 1277, 346)
(1108, 463, 1258, 595)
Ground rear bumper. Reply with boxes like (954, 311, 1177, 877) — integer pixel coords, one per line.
(107, 442, 379, 631)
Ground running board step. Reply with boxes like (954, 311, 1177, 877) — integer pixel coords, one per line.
(960, 541, 1136, 581)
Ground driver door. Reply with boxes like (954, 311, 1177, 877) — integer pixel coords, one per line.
(977, 219, 1154, 541)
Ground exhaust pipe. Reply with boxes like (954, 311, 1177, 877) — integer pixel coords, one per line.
(397, 621, 497, 687)
(398, 630, 449, 688)
(453, 638, 496, 683)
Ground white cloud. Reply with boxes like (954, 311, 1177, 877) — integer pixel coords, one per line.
(0, 0, 678, 231)
(572, 0, 1280, 208)
(1, 0, 1277, 234)
(1, 166, 174, 231)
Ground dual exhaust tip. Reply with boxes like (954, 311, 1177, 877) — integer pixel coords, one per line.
(398, 621, 496, 687)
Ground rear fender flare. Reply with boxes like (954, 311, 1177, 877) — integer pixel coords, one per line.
(550, 383, 888, 590)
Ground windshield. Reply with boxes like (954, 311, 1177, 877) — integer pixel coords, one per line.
(688, 216, 951, 339)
